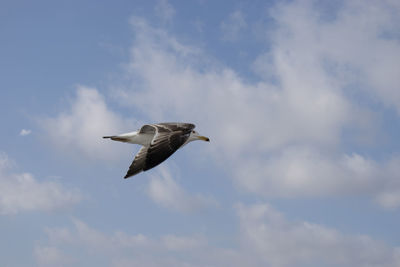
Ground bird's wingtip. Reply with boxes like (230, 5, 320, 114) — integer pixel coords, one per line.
(124, 169, 144, 179)
(124, 172, 132, 179)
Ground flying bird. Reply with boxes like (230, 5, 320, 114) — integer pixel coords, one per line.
(103, 122, 210, 179)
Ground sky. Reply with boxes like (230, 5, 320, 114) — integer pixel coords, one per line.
(1, 0, 400, 266)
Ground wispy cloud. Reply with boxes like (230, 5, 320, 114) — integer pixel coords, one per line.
(0, 152, 81, 215)
(155, 0, 175, 24)
(35, 204, 400, 267)
(36, 218, 212, 267)
(34, 246, 73, 267)
(220, 10, 247, 41)
(268, 0, 400, 113)
(39, 86, 134, 161)
(147, 166, 219, 212)
(237, 203, 400, 267)
(19, 129, 31, 136)
(237, 146, 400, 208)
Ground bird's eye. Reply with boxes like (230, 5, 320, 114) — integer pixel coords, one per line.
(192, 131, 195, 133)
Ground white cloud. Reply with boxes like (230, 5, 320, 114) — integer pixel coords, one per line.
(35, 204, 400, 267)
(120, 17, 354, 157)
(0, 152, 81, 215)
(40, 86, 133, 161)
(112, 1, 400, 207)
(236, 203, 400, 267)
(34, 246, 72, 266)
(19, 129, 31, 136)
(220, 10, 247, 41)
(36, 218, 214, 267)
(269, 0, 400, 113)
(236, 147, 400, 205)
(239, 0, 400, 206)
(147, 165, 218, 212)
(0, 152, 13, 169)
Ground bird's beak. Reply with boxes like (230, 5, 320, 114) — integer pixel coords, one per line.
(198, 136, 210, 142)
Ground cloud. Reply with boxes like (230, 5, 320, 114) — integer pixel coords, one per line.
(120, 16, 354, 156)
(161, 234, 206, 251)
(269, 0, 400, 113)
(35, 204, 400, 267)
(236, 203, 400, 267)
(236, 146, 400, 207)
(19, 129, 31, 136)
(155, 0, 175, 24)
(220, 10, 247, 41)
(0, 152, 81, 215)
(112, 1, 400, 207)
(147, 165, 218, 212)
(36, 218, 213, 267)
(40, 86, 133, 161)
(34, 246, 73, 266)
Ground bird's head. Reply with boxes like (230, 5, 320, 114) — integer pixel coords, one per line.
(189, 130, 210, 142)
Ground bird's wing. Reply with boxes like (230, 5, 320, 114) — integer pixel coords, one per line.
(124, 124, 192, 179)
(155, 122, 195, 132)
(144, 128, 191, 171)
(139, 124, 157, 134)
(124, 146, 148, 178)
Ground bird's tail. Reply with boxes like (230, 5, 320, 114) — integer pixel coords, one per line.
(103, 136, 129, 142)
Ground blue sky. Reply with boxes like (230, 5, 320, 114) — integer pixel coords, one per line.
(1, 0, 400, 266)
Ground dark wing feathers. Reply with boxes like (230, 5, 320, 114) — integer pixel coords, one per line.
(144, 130, 190, 171)
(124, 123, 194, 179)
(124, 146, 148, 178)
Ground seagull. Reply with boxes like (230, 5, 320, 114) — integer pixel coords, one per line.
(103, 122, 210, 179)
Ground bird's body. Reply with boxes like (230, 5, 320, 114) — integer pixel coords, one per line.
(103, 123, 209, 179)
(104, 131, 152, 146)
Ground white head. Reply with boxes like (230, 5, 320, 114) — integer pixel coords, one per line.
(187, 130, 210, 143)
